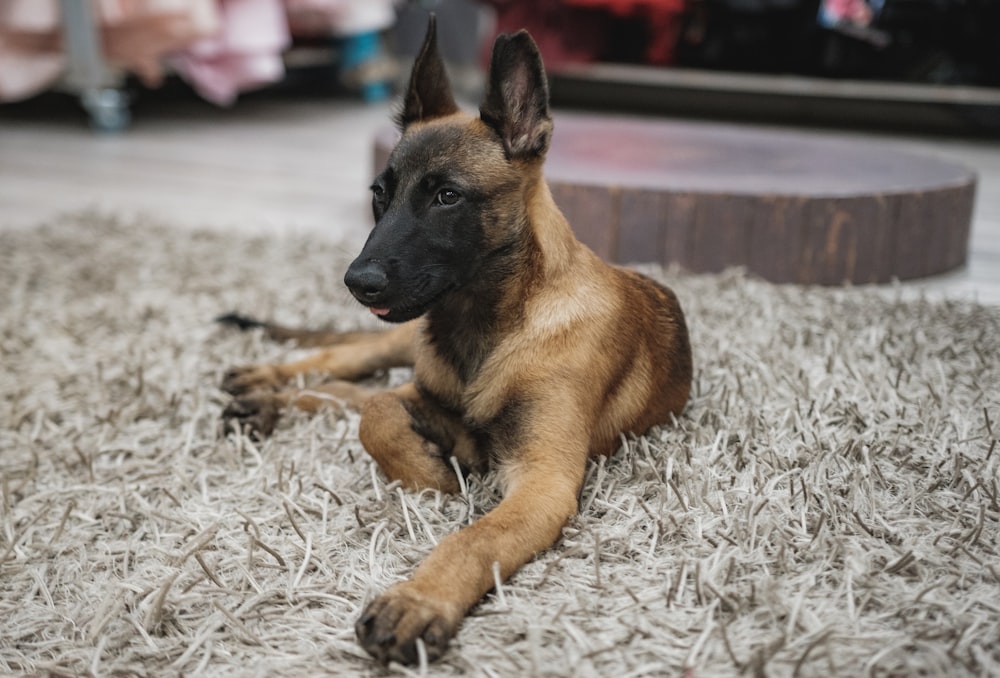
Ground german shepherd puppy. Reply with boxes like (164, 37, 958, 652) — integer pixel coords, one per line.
(219, 17, 692, 665)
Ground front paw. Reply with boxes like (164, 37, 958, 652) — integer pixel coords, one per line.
(221, 394, 282, 439)
(220, 365, 283, 395)
(356, 584, 460, 665)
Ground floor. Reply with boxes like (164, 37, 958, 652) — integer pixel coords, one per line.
(2, 88, 999, 306)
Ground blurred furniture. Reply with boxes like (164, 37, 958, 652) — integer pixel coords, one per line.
(1, 0, 395, 131)
(548, 62, 1000, 134)
(483, 0, 1000, 133)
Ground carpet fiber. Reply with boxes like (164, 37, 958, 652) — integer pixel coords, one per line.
(2, 214, 998, 676)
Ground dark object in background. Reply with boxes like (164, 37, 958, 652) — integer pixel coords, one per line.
(480, 0, 688, 67)
(485, 0, 1000, 86)
(394, 0, 486, 66)
(677, 0, 1000, 86)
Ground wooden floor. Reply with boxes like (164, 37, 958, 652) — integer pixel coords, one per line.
(2, 91, 999, 305)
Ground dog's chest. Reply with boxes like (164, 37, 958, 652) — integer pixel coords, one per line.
(415, 341, 504, 417)
(424, 302, 503, 381)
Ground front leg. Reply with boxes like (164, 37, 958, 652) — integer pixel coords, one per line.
(220, 320, 417, 395)
(359, 383, 484, 493)
(356, 438, 587, 664)
(222, 380, 382, 438)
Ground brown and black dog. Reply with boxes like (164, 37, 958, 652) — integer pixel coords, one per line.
(218, 17, 692, 665)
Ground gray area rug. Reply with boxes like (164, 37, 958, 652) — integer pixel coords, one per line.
(2, 213, 998, 676)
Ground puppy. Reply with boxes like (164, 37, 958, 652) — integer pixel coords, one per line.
(220, 16, 692, 665)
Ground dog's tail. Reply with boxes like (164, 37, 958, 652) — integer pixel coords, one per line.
(215, 312, 386, 347)
(215, 312, 266, 332)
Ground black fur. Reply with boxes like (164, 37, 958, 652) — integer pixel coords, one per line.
(423, 237, 524, 383)
(470, 396, 530, 468)
(214, 312, 264, 331)
(345, 128, 495, 324)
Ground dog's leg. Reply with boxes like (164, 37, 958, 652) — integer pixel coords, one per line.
(356, 436, 587, 664)
(222, 380, 383, 438)
(358, 383, 484, 494)
(220, 321, 417, 395)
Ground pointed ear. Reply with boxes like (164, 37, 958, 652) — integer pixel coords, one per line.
(396, 14, 459, 130)
(479, 30, 553, 160)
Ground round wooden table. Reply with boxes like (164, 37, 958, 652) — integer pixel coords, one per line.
(374, 114, 976, 285)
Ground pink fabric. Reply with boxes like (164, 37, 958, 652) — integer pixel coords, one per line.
(171, 0, 289, 106)
(0, 0, 63, 100)
(0, 0, 393, 105)
(0, 0, 220, 101)
(819, 0, 875, 27)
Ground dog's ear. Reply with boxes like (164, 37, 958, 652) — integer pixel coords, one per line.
(396, 15, 459, 130)
(479, 30, 553, 160)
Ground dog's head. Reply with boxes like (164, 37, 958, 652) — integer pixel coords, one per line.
(344, 16, 553, 323)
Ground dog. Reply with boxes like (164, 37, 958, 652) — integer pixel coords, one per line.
(218, 16, 692, 665)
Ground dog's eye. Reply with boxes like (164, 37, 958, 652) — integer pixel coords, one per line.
(435, 189, 461, 206)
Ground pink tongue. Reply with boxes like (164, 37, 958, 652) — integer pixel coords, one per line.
(370, 307, 390, 317)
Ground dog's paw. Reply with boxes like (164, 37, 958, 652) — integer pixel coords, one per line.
(356, 584, 459, 665)
(220, 365, 283, 395)
(221, 393, 282, 439)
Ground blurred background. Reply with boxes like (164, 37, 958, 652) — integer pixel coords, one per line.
(1, 0, 998, 300)
(2, 0, 999, 131)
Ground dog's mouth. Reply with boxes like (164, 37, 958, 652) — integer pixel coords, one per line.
(364, 302, 426, 324)
(356, 283, 455, 323)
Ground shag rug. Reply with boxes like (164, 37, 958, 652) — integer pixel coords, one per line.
(1, 213, 998, 677)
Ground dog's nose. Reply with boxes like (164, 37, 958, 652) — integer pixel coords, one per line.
(344, 259, 388, 300)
